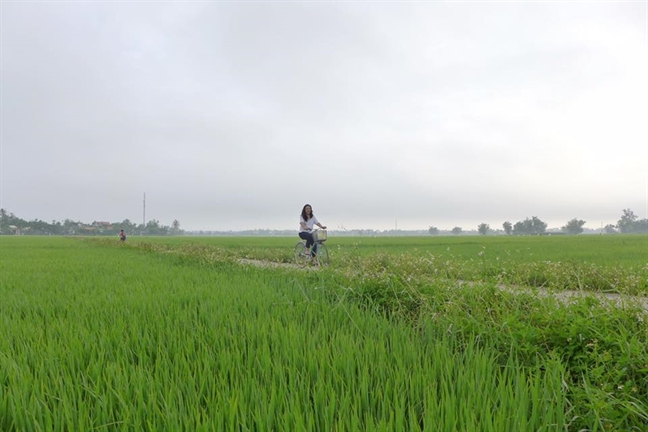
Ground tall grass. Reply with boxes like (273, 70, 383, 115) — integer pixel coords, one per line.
(127, 234, 648, 294)
(0, 237, 568, 431)
(104, 234, 648, 430)
(137, 234, 648, 267)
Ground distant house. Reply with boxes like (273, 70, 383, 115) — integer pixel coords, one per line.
(8, 225, 21, 235)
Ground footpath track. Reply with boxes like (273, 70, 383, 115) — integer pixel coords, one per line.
(237, 258, 648, 312)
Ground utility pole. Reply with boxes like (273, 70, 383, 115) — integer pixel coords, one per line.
(143, 192, 146, 228)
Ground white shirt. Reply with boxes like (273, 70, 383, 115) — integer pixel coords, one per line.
(299, 215, 319, 232)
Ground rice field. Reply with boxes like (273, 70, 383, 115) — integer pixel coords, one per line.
(1, 235, 646, 431)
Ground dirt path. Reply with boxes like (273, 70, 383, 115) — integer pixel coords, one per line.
(237, 259, 648, 312)
(457, 280, 648, 311)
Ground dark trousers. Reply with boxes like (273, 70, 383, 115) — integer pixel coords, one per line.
(299, 231, 318, 256)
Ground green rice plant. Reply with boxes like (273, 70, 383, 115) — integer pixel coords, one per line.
(94, 234, 648, 295)
(405, 284, 648, 430)
(0, 237, 571, 431)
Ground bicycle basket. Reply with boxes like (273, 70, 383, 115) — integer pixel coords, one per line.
(313, 229, 327, 241)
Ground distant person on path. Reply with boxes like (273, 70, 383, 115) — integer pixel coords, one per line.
(299, 204, 326, 260)
(119, 230, 127, 242)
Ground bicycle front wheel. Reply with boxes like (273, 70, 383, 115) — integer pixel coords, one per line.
(315, 242, 329, 267)
(294, 241, 310, 265)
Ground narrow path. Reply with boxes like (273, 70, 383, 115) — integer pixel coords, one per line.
(237, 258, 648, 312)
(457, 280, 648, 311)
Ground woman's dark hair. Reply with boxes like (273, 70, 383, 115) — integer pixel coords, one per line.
(301, 204, 314, 220)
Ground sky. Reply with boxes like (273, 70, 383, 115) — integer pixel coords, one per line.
(1, 1, 646, 232)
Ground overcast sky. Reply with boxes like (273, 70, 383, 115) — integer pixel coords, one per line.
(1, 1, 646, 232)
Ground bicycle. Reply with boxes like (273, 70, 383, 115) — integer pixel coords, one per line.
(294, 229, 329, 267)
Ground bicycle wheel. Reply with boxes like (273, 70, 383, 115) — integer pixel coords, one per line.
(314, 242, 329, 266)
(294, 241, 310, 265)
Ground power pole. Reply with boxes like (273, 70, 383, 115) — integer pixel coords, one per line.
(143, 192, 146, 228)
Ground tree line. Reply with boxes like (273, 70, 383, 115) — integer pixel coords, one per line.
(2, 208, 646, 237)
(0, 209, 182, 236)
(428, 209, 648, 236)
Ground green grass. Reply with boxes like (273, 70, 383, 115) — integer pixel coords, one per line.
(1, 235, 647, 431)
(119, 234, 648, 295)
(133, 233, 648, 266)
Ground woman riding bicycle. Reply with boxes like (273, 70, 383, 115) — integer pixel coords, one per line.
(299, 204, 327, 261)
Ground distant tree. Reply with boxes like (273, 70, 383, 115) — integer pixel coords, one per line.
(477, 223, 490, 235)
(502, 221, 512, 235)
(0, 210, 184, 236)
(562, 218, 586, 235)
(617, 209, 638, 233)
(512, 216, 547, 235)
(171, 219, 180, 235)
(0, 209, 24, 234)
(50, 220, 63, 235)
(112, 219, 136, 236)
(531, 216, 547, 235)
(28, 219, 51, 235)
(62, 219, 83, 235)
(635, 219, 648, 233)
(0, 208, 10, 234)
(513, 220, 528, 235)
(428, 226, 439, 235)
(451, 227, 462, 235)
(603, 224, 617, 234)
(145, 219, 167, 235)
(124, 219, 137, 232)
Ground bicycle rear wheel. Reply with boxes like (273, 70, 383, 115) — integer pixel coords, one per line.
(294, 242, 310, 265)
(314, 242, 329, 266)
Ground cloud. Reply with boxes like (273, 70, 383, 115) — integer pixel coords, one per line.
(1, 2, 646, 231)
